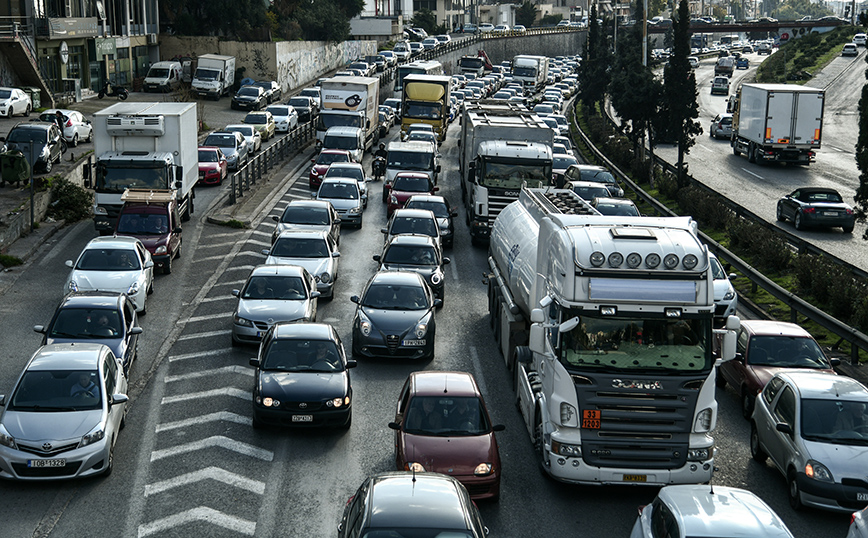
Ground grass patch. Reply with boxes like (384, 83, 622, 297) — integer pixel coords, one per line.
(221, 219, 247, 229)
(0, 254, 23, 267)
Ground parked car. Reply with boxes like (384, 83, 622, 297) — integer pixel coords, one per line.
(718, 319, 839, 418)
(751, 372, 868, 512)
(710, 113, 734, 139)
(270, 199, 341, 246)
(338, 471, 488, 537)
(387, 370, 503, 499)
(224, 124, 261, 154)
(514, 24, 527, 33)
(373, 235, 449, 301)
(265, 105, 298, 133)
(64, 236, 155, 314)
(478, 23, 495, 33)
(232, 85, 267, 111)
(0, 343, 129, 479)
(404, 194, 457, 248)
(493, 24, 511, 35)
(776, 187, 855, 233)
(0, 87, 31, 118)
(34, 292, 142, 373)
(250, 322, 354, 428)
(230, 264, 320, 346)
(203, 131, 249, 171)
(251, 80, 281, 103)
(262, 230, 340, 299)
(244, 111, 276, 141)
(38, 109, 92, 147)
(630, 485, 795, 538)
(0, 122, 65, 173)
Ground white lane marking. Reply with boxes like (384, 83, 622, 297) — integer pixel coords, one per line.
(450, 256, 459, 281)
(287, 192, 311, 199)
(165, 365, 253, 383)
(468, 346, 487, 396)
(162, 388, 250, 404)
(322, 317, 341, 323)
(144, 467, 265, 497)
(206, 231, 248, 240)
(137, 507, 256, 537)
(167, 349, 228, 362)
(197, 240, 241, 250)
(156, 411, 252, 432)
(177, 329, 232, 341)
(741, 167, 763, 179)
(150, 436, 273, 462)
(200, 295, 234, 303)
(826, 173, 850, 182)
(211, 279, 247, 288)
(251, 230, 271, 238)
(193, 251, 263, 263)
(224, 264, 256, 272)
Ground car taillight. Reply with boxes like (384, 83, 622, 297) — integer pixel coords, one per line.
(804, 207, 816, 214)
(66, 119, 72, 127)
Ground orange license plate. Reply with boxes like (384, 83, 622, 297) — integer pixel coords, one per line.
(582, 409, 601, 429)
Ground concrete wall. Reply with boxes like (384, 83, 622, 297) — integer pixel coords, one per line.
(437, 32, 586, 76)
(158, 36, 377, 94)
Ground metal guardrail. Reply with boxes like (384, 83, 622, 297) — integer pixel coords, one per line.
(228, 122, 315, 205)
(570, 104, 868, 364)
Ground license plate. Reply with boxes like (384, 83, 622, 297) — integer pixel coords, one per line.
(823, 211, 838, 216)
(28, 459, 65, 468)
(292, 415, 313, 422)
(623, 474, 646, 482)
(858, 493, 868, 501)
(256, 331, 262, 338)
(582, 409, 601, 429)
(402, 339, 426, 346)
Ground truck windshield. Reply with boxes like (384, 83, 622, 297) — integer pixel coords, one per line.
(459, 58, 484, 69)
(512, 66, 537, 78)
(96, 163, 168, 193)
(322, 135, 358, 151)
(387, 151, 433, 171)
(194, 68, 219, 81)
(404, 101, 442, 119)
(316, 114, 363, 131)
(559, 313, 712, 374)
(479, 159, 552, 190)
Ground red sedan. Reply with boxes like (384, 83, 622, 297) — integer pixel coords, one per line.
(197, 146, 228, 186)
(309, 149, 353, 189)
(386, 172, 437, 217)
(388, 371, 504, 501)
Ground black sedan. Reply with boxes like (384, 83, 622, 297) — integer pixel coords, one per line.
(34, 291, 142, 373)
(287, 96, 317, 123)
(350, 271, 440, 360)
(373, 235, 449, 302)
(231, 85, 266, 111)
(404, 194, 457, 248)
(776, 187, 855, 233)
(251, 80, 281, 103)
(249, 322, 355, 429)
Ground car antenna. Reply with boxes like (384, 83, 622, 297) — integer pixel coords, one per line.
(709, 465, 719, 495)
(443, 375, 448, 394)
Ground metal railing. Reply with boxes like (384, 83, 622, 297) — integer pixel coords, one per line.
(228, 122, 315, 205)
(571, 105, 868, 364)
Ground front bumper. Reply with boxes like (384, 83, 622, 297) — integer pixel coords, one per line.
(797, 472, 868, 512)
(353, 329, 434, 359)
(337, 211, 362, 226)
(0, 437, 112, 480)
(252, 402, 351, 428)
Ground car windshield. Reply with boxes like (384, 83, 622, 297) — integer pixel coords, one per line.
(390, 216, 437, 237)
(579, 169, 616, 184)
(392, 176, 431, 193)
(253, 82, 272, 91)
(325, 167, 363, 181)
(76, 248, 141, 270)
(553, 156, 578, 170)
(261, 339, 342, 372)
(199, 149, 220, 162)
(406, 201, 449, 218)
(746, 336, 831, 368)
(267, 107, 289, 117)
(323, 135, 357, 151)
(281, 206, 329, 225)
(10, 370, 102, 411)
(242, 275, 307, 300)
(245, 114, 268, 125)
(288, 98, 310, 108)
(383, 244, 437, 266)
(572, 185, 610, 201)
(229, 126, 255, 137)
(387, 151, 433, 171)
(316, 153, 350, 165)
(319, 182, 359, 200)
(148, 68, 170, 78)
(204, 134, 237, 147)
(0, 89, 11, 99)
(49, 308, 122, 339)
(801, 399, 868, 444)
(271, 237, 330, 258)
(362, 283, 429, 310)
(595, 202, 639, 216)
(403, 396, 490, 436)
(7, 128, 47, 144)
(804, 191, 843, 203)
(407, 133, 436, 144)
(300, 89, 319, 98)
(710, 258, 727, 280)
(237, 87, 260, 97)
(116, 212, 169, 235)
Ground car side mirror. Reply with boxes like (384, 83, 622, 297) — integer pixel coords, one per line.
(311, 291, 321, 299)
(261, 249, 270, 256)
(0, 395, 5, 406)
(33, 325, 46, 334)
(174, 227, 182, 234)
(380, 228, 388, 234)
(388, 422, 401, 431)
(334, 218, 341, 224)
(109, 394, 129, 406)
(65, 260, 74, 268)
(272, 215, 280, 222)
(145, 260, 154, 269)
(775, 422, 793, 436)
(436, 165, 442, 173)
(249, 358, 261, 368)
(373, 255, 381, 262)
(346, 359, 357, 369)
(231, 289, 240, 297)
(129, 327, 143, 335)
(350, 295, 360, 304)
(433, 298, 443, 308)
(492, 424, 506, 432)
(443, 257, 451, 265)
(830, 358, 841, 367)
(450, 210, 458, 217)
(433, 186, 439, 192)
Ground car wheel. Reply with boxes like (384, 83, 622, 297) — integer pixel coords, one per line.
(340, 411, 352, 430)
(43, 157, 52, 173)
(741, 388, 754, 420)
(24, 105, 30, 117)
(788, 469, 803, 510)
(102, 443, 114, 476)
(715, 368, 726, 388)
(776, 204, 786, 222)
(86, 129, 93, 143)
(747, 143, 756, 163)
(164, 255, 172, 275)
(794, 212, 804, 231)
(750, 422, 768, 463)
(732, 142, 740, 156)
(71, 134, 79, 147)
(843, 224, 854, 234)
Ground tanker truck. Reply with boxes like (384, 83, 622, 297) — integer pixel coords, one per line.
(486, 188, 739, 486)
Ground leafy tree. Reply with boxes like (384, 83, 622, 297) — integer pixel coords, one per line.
(516, 1, 539, 28)
(854, 49, 868, 239)
(541, 14, 564, 25)
(409, 8, 437, 35)
(649, 0, 667, 17)
(579, 4, 611, 113)
(661, 0, 701, 188)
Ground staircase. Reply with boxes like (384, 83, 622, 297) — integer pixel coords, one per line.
(0, 19, 54, 109)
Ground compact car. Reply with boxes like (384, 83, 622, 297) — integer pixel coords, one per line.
(404, 194, 457, 248)
(590, 197, 640, 216)
(381, 208, 441, 248)
(776, 187, 855, 233)
(563, 164, 624, 197)
(225, 124, 262, 154)
(203, 131, 249, 170)
(287, 96, 317, 123)
(0, 87, 31, 117)
(316, 178, 364, 228)
(266, 104, 298, 133)
(322, 162, 370, 209)
(373, 235, 449, 301)
(1, 122, 65, 173)
(39, 109, 92, 147)
(197, 146, 228, 185)
(710, 113, 734, 139)
(271, 199, 341, 246)
(263, 230, 340, 299)
(308, 149, 353, 189)
(244, 111, 276, 141)
(231, 85, 266, 110)
(251, 80, 281, 103)
(387, 172, 437, 216)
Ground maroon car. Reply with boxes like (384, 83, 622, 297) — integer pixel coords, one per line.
(717, 319, 839, 419)
(388, 371, 503, 501)
(197, 146, 228, 186)
(309, 149, 353, 189)
(386, 172, 437, 217)
(113, 190, 182, 274)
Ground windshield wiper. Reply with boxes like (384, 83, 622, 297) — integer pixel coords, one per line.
(13, 405, 79, 412)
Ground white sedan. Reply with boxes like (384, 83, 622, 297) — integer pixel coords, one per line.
(265, 104, 299, 133)
(65, 236, 155, 314)
(39, 109, 93, 147)
(0, 87, 31, 118)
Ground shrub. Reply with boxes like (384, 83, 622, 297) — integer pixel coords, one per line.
(47, 178, 92, 222)
(0, 254, 22, 268)
(676, 187, 732, 230)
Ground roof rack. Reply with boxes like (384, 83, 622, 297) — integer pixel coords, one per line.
(121, 188, 176, 204)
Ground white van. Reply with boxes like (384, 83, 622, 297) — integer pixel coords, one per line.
(322, 126, 365, 163)
(383, 141, 440, 202)
(144, 61, 183, 92)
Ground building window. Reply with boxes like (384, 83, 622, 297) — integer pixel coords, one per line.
(413, 0, 437, 12)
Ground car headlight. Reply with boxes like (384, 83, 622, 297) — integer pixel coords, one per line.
(687, 447, 712, 461)
(694, 407, 713, 432)
(551, 440, 581, 457)
(805, 460, 833, 482)
(127, 282, 140, 295)
(723, 290, 735, 301)
(326, 397, 346, 408)
(94, 206, 108, 216)
(79, 424, 105, 448)
(390, 195, 398, 204)
(257, 396, 280, 407)
(430, 272, 442, 285)
(67, 280, 79, 292)
(349, 206, 361, 214)
(414, 323, 428, 339)
(406, 462, 426, 472)
(319, 272, 331, 284)
(560, 402, 578, 427)
(155, 245, 167, 255)
(0, 424, 16, 449)
(474, 462, 494, 476)
(359, 320, 372, 336)
(234, 314, 254, 328)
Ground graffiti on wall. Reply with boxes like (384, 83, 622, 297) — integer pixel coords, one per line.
(0, 54, 20, 87)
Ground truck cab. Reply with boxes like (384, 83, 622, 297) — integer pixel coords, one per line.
(383, 141, 440, 202)
(114, 189, 182, 274)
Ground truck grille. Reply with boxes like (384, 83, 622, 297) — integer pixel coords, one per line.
(486, 194, 518, 224)
(575, 373, 702, 469)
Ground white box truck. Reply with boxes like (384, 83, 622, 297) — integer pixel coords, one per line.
(192, 54, 236, 99)
(512, 55, 549, 93)
(316, 76, 380, 152)
(731, 83, 824, 165)
(91, 102, 198, 234)
(459, 101, 554, 243)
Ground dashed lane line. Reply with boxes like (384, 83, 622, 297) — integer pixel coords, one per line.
(164, 365, 253, 383)
(155, 411, 252, 433)
(742, 167, 764, 180)
(150, 436, 273, 462)
(177, 329, 232, 341)
(143, 467, 266, 497)
(137, 507, 256, 537)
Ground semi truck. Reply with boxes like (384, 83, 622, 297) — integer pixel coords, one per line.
(487, 187, 739, 486)
(91, 102, 197, 234)
(192, 54, 236, 99)
(316, 76, 380, 152)
(730, 83, 824, 165)
(401, 74, 452, 141)
(459, 101, 554, 243)
(457, 54, 488, 77)
(512, 55, 549, 93)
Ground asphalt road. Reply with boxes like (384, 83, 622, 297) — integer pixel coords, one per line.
(0, 96, 853, 536)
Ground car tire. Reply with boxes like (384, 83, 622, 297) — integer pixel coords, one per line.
(102, 445, 114, 476)
(788, 469, 803, 510)
(747, 143, 756, 163)
(732, 143, 740, 156)
(794, 212, 804, 231)
(750, 422, 768, 463)
(164, 255, 172, 275)
(71, 134, 79, 147)
(86, 129, 93, 143)
(340, 412, 352, 430)
(843, 224, 854, 234)
(776, 204, 786, 222)
(741, 388, 754, 420)
(252, 414, 265, 429)
(24, 105, 30, 117)
(43, 157, 52, 173)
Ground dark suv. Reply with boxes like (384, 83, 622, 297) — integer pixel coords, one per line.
(1, 122, 65, 173)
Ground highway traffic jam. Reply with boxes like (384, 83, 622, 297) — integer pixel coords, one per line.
(0, 37, 866, 538)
